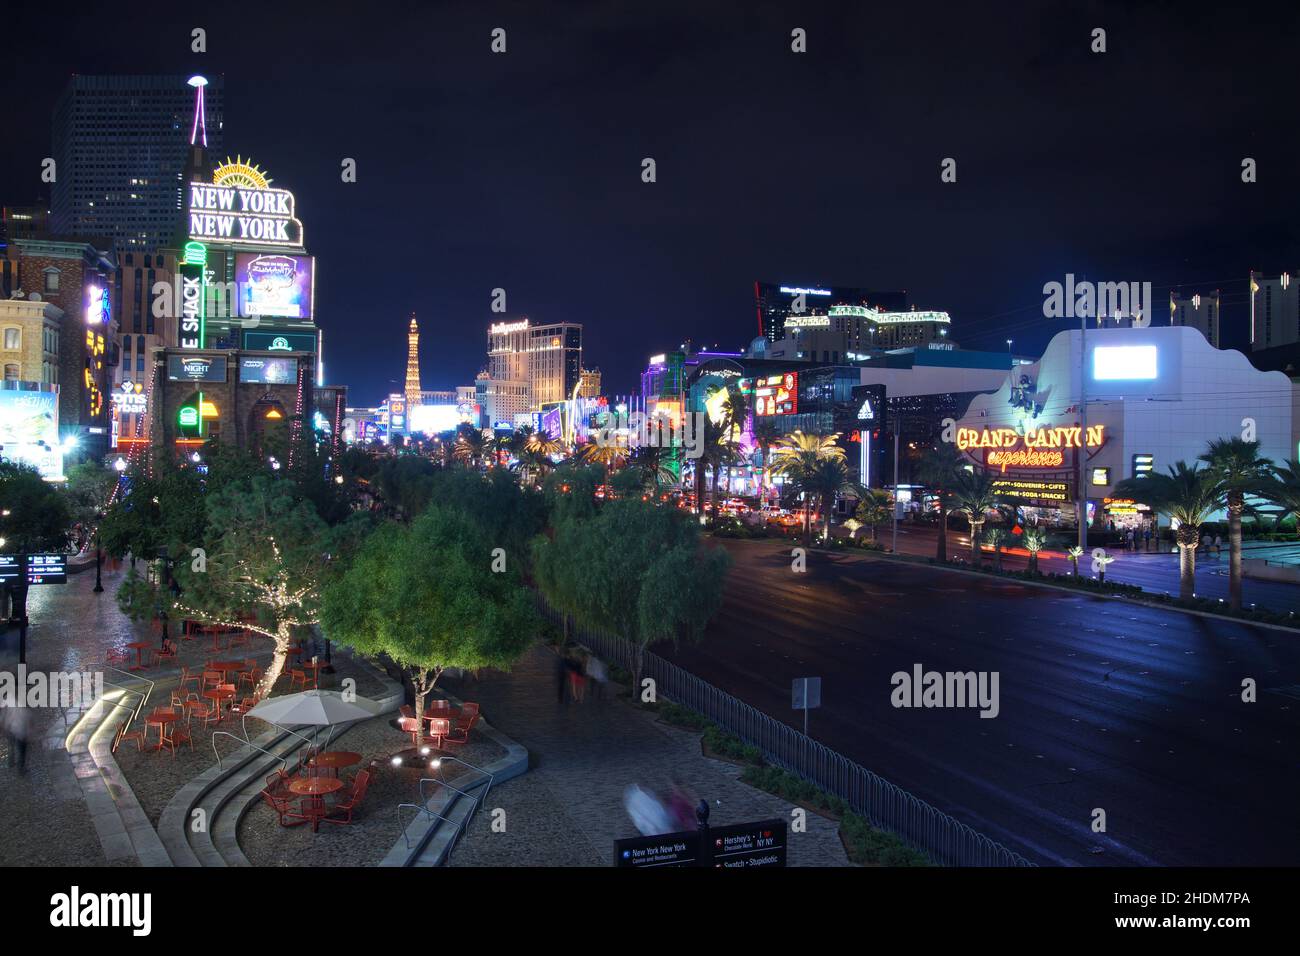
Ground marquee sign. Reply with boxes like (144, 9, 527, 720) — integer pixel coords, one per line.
(188, 181, 303, 247)
(958, 424, 1105, 472)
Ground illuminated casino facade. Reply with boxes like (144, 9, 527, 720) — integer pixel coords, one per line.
(954, 326, 1298, 526)
(140, 76, 340, 459)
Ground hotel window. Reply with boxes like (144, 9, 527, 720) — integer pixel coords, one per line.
(4, 364, 18, 381)
(43, 268, 60, 293)
(3, 328, 19, 349)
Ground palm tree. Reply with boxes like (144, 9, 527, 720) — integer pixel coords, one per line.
(629, 443, 676, 492)
(985, 526, 1008, 571)
(752, 418, 781, 498)
(579, 439, 627, 471)
(853, 488, 893, 542)
(915, 445, 964, 563)
(1022, 525, 1048, 574)
(1259, 459, 1300, 528)
(720, 384, 750, 443)
(949, 468, 1001, 568)
(698, 419, 744, 521)
(804, 457, 860, 542)
(452, 427, 486, 468)
(769, 431, 846, 547)
(1200, 437, 1275, 611)
(1116, 461, 1222, 600)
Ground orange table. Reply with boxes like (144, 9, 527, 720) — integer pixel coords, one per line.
(144, 712, 177, 750)
(288, 776, 344, 831)
(308, 751, 362, 777)
(203, 687, 236, 718)
(210, 660, 246, 679)
(126, 641, 154, 671)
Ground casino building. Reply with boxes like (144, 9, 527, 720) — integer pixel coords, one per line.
(139, 76, 342, 460)
(953, 325, 1297, 528)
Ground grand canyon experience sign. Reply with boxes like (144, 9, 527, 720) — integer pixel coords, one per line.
(956, 424, 1106, 472)
(188, 183, 303, 246)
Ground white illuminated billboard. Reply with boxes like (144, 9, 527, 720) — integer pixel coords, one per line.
(409, 404, 461, 435)
(1093, 345, 1157, 380)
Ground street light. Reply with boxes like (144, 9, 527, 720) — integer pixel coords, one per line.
(92, 510, 105, 593)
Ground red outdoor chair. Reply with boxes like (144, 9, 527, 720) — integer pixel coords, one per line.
(237, 660, 262, 690)
(260, 784, 306, 827)
(424, 717, 451, 750)
(178, 666, 200, 693)
(201, 670, 222, 693)
(458, 702, 480, 720)
(399, 705, 415, 720)
(288, 669, 310, 691)
(113, 722, 145, 754)
(162, 721, 193, 756)
(397, 716, 421, 747)
(441, 713, 480, 747)
(321, 771, 371, 826)
(106, 646, 129, 667)
(153, 639, 178, 666)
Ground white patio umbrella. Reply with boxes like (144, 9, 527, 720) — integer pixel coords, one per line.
(246, 690, 381, 749)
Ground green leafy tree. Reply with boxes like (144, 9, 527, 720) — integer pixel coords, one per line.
(322, 506, 538, 744)
(533, 498, 730, 688)
(628, 443, 676, 493)
(63, 461, 119, 535)
(0, 462, 71, 657)
(984, 526, 1008, 571)
(1116, 461, 1222, 600)
(120, 475, 339, 695)
(1199, 437, 1274, 611)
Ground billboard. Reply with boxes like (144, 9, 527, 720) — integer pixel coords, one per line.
(409, 404, 460, 435)
(235, 253, 314, 319)
(242, 329, 317, 353)
(167, 354, 227, 382)
(188, 182, 303, 246)
(238, 356, 298, 385)
(0, 391, 61, 480)
(749, 372, 798, 417)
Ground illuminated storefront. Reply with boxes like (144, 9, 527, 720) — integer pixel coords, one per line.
(955, 326, 1296, 525)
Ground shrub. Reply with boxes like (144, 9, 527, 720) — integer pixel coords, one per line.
(840, 812, 931, 866)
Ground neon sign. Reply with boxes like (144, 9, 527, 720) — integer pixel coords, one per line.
(958, 424, 1106, 472)
(188, 181, 303, 246)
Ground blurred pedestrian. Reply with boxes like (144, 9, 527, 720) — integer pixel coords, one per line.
(2, 697, 30, 773)
(555, 647, 569, 704)
(585, 654, 608, 702)
(568, 654, 587, 703)
(1214, 534, 1223, 559)
(624, 784, 672, 836)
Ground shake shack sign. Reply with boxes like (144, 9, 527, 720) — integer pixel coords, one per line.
(188, 183, 303, 247)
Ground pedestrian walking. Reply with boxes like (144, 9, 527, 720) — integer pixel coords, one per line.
(1214, 534, 1223, 559)
(2, 696, 31, 773)
(585, 653, 608, 702)
(555, 647, 569, 704)
(1143, 526, 1151, 552)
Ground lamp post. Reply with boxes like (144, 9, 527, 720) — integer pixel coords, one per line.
(93, 511, 104, 593)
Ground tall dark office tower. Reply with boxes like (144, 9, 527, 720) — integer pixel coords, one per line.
(51, 74, 225, 253)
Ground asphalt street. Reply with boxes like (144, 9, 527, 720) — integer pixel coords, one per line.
(656, 537, 1300, 866)
(878, 523, 1300, 615)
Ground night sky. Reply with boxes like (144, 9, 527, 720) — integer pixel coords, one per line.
(4, 1, 1299, 405)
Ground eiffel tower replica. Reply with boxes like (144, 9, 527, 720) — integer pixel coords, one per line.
(404, 312, 422, 411)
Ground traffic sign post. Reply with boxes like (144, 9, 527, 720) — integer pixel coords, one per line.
(615, 819, 787, 868)
(792, 676, 821, 736)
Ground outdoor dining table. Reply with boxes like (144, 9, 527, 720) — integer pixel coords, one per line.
(287, 776, 344, 831)
(144, 711, 177, 751)
(307, 751, 362, 777)
(210, 660, 246, 679)
(126, 641, 154, 671)
(203, 687, 236, 717)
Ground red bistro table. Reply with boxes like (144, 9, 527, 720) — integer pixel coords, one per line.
(126, 641, 154, 671)
(307, 751, 362, 777)
(210, 660, 246, 680)
(144, 712, 177, 751)
(287, 776, 344, 831)
(203, 687, 236, 718)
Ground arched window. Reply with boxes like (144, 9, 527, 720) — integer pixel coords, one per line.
(4, 364, 19, 381)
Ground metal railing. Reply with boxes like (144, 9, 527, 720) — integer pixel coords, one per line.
(397, 804, 463, 852)
(542, 601, 1036, 867)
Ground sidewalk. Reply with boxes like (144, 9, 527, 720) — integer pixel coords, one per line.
(438, 645, 849, 867)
